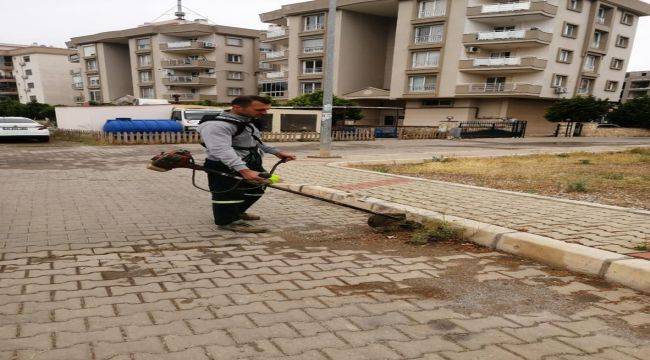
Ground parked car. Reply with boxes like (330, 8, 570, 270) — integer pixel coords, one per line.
(0, 117, 50, 142)
(170, 106, 227, 131)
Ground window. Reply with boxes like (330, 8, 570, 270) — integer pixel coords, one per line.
(567, 0, 582, 11)
(300, 82, 321, 94)
(22, 56, 30, 62)
(25, 69, 32, 76)
(562, 23, 578, 38)
(227, 87, 242, 96)
(226, 37, 243, 46)
(302, 38, 324, 53)
(414, 25, 444, 44)
(592, 31, 603, 48)
(82, 46, 96, 57)
(412, 51, 440, 68)
(552, 74, 568, 88)
(89, 90, 102, 102)
(227, 54, 242, 63)
(610, 58, 624, 70)
(577, 78, 593, 94)
(584, 55, 598, 72)
(304, 13, 325, 31)
(137, 54, 152, 67)
(409, 75, 436, 92)
(302, 59, 323, 74)
(557, 49, 573, 63)
(421, 99, 453, 107)
(621, 13, 634, 26)
(605, 80, 618, 92)
(615, 35, 629, 48)
(140, 87, 155, 99)
(139, 70, 152, 82)
(260, 81, 287, 97)
(86, 59, 98, 71)
(29, 95, 37, 102)
(88, 75, 100, 87)
(596, 7, 606, 24)
(418, 0, 446, 18)
(27, 82, 34, 89)
(227, 71, 243, 80)
(136, 38, 151, 50)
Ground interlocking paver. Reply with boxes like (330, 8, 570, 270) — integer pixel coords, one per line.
(388, 336, 463, 357)
(274, 333, 346, 355)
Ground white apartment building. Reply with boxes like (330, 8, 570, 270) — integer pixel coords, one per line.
(621, 70, 650, 101)
(0, 44, 79, 105)
(259, 0, 650, 136)
(68, 19, 260, 105)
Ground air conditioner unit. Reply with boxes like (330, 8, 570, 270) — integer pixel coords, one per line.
(203, 42, 215, 48)
(554, 86, 568, 94)
(466, 46, 479, 53)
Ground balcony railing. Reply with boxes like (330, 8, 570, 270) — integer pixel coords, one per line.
(459, 57, 547, 71)
(166, 93, 219, 102)
(482, 2, 530, 13)
(304, 24, 325, 32)
(475, 57, 521, 66)
(162, 76, 217, 86)
(259, 62, 273, 70)
(266, 71, 288, 79)
(264, 50, 287, 60)
(596, 16, 606, 24)
(414, 34, 443, 44)
(71, 83, 84, 90)
(260, 91, 286, 98)
(159, 41, 216, 52)
(303, 46, 324, 54)
(479, 29, 526, 40)
(266, 27, 288, 38)
(456, 82, 542, 95)
(161, 59, 216, 68)
(464, 29, 552, 45)
(303, 68, 323, 75)
(0, 75, 16, 80)
(468, 1, 557, 18)
(409, 84, 436, 92)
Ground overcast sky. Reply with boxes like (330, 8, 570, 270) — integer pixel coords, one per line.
(1, 0, 649, 71)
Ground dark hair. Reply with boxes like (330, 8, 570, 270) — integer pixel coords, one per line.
(231, 95, 272, 107)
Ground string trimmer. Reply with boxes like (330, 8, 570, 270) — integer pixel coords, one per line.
(147, 149, 410, 227)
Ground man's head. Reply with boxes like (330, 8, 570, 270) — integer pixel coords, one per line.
(230, 96, 272, 119)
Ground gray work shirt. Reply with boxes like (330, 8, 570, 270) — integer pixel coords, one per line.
(198, 112, 280, 171)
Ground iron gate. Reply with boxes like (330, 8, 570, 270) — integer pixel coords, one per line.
(459, 120, 527, 138)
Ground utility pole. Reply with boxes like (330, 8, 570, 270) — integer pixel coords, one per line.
(318, 0, 337, 158)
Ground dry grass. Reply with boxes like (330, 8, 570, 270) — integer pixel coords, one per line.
(361, 148, 650, 210)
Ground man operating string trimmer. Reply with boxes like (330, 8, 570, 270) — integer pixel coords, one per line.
(198, 96, 296, 233)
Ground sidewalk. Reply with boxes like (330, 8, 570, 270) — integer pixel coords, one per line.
(273, 147, 650, 293)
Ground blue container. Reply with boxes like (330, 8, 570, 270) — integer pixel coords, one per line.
(102, 119, 183, 133)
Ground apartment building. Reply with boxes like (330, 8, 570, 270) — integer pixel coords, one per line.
(259, 0, 650, 136)
(68, 19, 260, 105)
(621, 70, 650, 101)
(0, 44, 79, 105)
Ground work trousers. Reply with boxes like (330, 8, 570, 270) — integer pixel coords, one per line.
(204, 154, 266, 226)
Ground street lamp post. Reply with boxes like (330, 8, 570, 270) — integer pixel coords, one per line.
(318, 0, 338, 158)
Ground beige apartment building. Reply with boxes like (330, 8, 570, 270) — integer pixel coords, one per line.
(259, 0, 650, 136)
(68, 19, 260, 105)
(0, 44, 79, 105)
(621, 70, 650, 101)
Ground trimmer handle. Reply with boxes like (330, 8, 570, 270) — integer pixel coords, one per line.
(258, 172, 272, 179)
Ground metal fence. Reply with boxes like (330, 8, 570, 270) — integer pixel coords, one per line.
(459, 120, 527, 138)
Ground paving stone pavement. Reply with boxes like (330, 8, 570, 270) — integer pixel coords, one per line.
(0, 141, 648, 359)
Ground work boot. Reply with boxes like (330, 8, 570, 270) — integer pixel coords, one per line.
(219, 220, 268, 233)
(240, 213, 261, 221)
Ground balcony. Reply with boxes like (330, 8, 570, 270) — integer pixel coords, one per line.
(463, 29, 552, 49)
(414, 34, 444, 45)
(69, 54, 80, 63)
(459, 57, 547, 73)
(409, 84, 436, 93)
(86, 67, 99, 74)
(467, 1, 557, 23)
(259, 90, 287, 98)
(166, 93, 219, 102)
(70, 69, 81, 76)
(0, 75, 16, 82)
(87, 82, 101, 90)
(259, 62, 273, 71)
(159, 41, 216, 54)
(0, 64, 12, 71)
(161, 59, 216, 70)
(303, 46, 324, 54)
(263, 27, 289, 42)
(162, 76, 216, 87)
(262, 49, 288, 61)
(261, 71, 288, 80)
(71, 83, 84, 90)
(456, 83, 542, 96)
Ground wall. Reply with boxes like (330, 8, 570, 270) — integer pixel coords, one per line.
(389, 0, 415, 99)
(35, 54, 78, 106)
(581, 123, 650, 137)
(266, 108, 322, 133)
(56, 105, 174, 131)
(505, 98, 557, 136)
(98, 43, 133, 101)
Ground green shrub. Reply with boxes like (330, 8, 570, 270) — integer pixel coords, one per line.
(566, 180, 588, 193)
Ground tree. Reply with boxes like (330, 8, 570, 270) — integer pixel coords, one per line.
(608, 95, 650, 128)
(544, 96, 611, 123)
(0, 99, 57, 123)
(285, 91, 363, 122)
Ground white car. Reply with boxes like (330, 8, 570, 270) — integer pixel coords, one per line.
(0, 117, 50, 142)
(171, 107, 225, 131)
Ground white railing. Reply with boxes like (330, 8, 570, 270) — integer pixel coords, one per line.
(167, 76, 196, 83)
(596, 16, 606, 24)
(303, 46, 324, 53)
(259, 62, 272, 70)
(482, 2, 530, 13)
(469, 83, 506, 92)
(265, 50, 287, 59)
(167, 41, 192, 48)
(477, 29, 526, 40)
(418, 1, 447, 18)
(473, 57, 521, 66)
(168, 93, 199, 100)
(260, 91, 286, 98)
(266, 71, 287, 79)
(266, 27, 287, 38)
(415, 34, 443, 44)
(304, 24, 325, 32)
(410, 84, 436, 92)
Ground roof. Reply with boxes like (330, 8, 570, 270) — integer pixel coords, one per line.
(0, 46, 75, 56)
(70, 21, 260, 46)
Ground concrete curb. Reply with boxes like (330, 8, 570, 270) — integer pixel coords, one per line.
(273, 183, 649, 294)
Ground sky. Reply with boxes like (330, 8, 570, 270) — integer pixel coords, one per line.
(1, 0, 649, 71)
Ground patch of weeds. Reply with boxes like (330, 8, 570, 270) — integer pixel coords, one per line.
(628, 148, 650, 155)
(566, 180, 588, 193)
(602, 173, 624, 180)
(578, 159, 592, 165)
(634, 243, 648, 251)
(372, 166, 390, 173)
(556, 153, 570, 158)
(408, 220, 464, 245)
